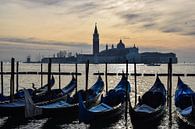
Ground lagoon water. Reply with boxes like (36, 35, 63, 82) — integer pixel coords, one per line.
(0, 63, 195, 129)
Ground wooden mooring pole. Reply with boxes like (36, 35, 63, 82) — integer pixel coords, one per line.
(167, 63, 170, 107)
(47, 59, 52, 94)
(125, 60, 128, 126)
(1, 61, 3, 95)
(134, 61, 137, 107)
(16, 61, 19, 92)
(10, 58, 15, 102)
(105, 62, 108, 93)
(75, 63, 78, 93)
(168, 58, 172, 121)
(59, 63, 61, 89)
(41, 63, 43, 87)
(85, 60, 89, 91)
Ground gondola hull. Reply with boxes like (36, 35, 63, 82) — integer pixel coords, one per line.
(129, 76, 166, 126)
(0, 77, 76, 117)
(79, 75, 131, 124)
(0, 102, 24, 117)
(130, 105, 165, 126)
(176, 108, 195, 127)
(80, 102, 125, 124)
(24, 76, 104, 119)
(42, 104, 79, 119)
(40, 93, 102, 118)
(0, 75, 55, 103)
(174, 77, 195, 127)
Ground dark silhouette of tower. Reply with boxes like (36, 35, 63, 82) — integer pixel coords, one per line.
(93, 23, 99, 55)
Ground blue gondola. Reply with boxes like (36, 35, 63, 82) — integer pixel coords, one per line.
(0, 75, 55, 102)
(175, 77, 195, 127)
(24, 75, 104, 119)
(0, 75, 76, 117)
(129, 76, 166, 126)
(78, 74, 130, 124)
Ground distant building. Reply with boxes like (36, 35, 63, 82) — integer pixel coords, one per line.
(141, 52, 177, 64)
(117, 39, 125, 49)
(93, 23, 99, 55)
(26, 56, 31, 63)
(42, 56, 76, 63)
(94, 39, 140, 63)
(41, 24, 178, 64)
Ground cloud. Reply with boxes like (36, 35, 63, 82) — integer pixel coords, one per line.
(21, 0, 66, 7)
(0, 37, 91, 48)
(0, 36, 91, 61)
(115, 0, 195, 36)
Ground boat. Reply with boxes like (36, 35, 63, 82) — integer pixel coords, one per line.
(146, 63, 161, 66)
(129, 76, 166, 126)
(78, 74, 130, 124)
(0, 75, 55, 102)
(24, 75, 104, 119)
(0, 75, 76, 117)
(175, 77, 195, 127)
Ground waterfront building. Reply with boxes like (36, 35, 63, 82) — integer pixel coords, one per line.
(41, 24, 177, 64)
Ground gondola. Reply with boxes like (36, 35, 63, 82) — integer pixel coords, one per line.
(129, 76, 166, 126)
(175, 77, 195, 127)
(0, 75, 55, 102)
(78, 74, 130, 124)
(0, 75, 76, 117)
(24, 75, 104, 119)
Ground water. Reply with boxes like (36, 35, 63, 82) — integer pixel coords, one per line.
(1, 63, 195, 129)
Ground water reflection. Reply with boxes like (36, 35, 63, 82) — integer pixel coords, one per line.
(0, 117, 29, 129)
(1, 64, 195, 128)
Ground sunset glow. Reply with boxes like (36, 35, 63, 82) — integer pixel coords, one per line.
(0, 0, 195, 62)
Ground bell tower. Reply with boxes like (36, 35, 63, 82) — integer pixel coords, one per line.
(93, 23, 99, 55)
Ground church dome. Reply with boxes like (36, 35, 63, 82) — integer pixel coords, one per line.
(117, 39, 125, 49)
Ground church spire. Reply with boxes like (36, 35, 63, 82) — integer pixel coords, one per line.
(94, 22, 98, 34)
(93, 23, 99, 55)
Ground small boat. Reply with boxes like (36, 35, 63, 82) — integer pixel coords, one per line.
(175, 77, 195, 127)
(0, 76, 76, 117)
(78, 74, 131, 124)
(0, 75, 55, 102)
(146, 63, 161, 66)
(129, 76, 166, 126)
(24, 75, 104, 119)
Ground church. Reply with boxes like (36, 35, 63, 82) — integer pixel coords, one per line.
(42, 24, 177, 64)
(77, 24, 141, 63)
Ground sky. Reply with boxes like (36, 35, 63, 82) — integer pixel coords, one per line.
(0, 0, 195, 62)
